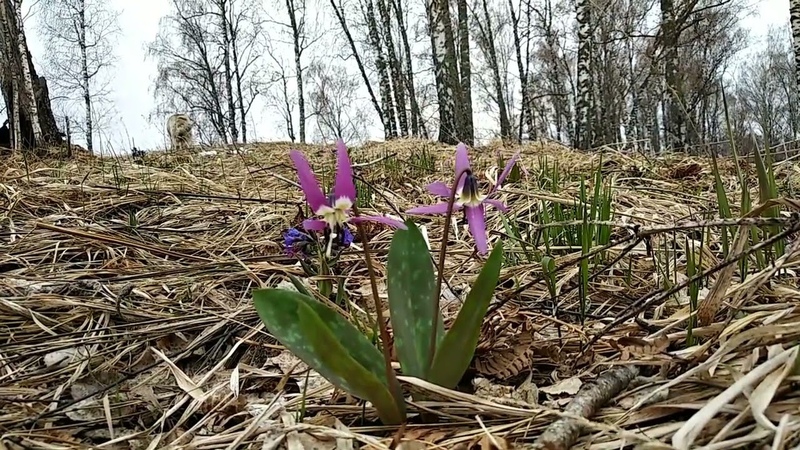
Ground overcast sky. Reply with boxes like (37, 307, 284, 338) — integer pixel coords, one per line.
(20, 0, 791, 155)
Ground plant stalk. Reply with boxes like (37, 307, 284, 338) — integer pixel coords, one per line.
(427, 168, 469, 369)
(352, 205, 405, 417)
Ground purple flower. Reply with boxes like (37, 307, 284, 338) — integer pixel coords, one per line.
(290, 139, 407, 233)
(406, 143, 519, 255)
(283, 227, 314, 258)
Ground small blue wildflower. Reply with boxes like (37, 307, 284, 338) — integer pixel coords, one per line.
(282, 224, 354, 260)
(341, 227, 354, 246)
(283, 227, 313, 258)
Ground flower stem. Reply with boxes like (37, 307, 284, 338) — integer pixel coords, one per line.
(352, 205, 405, 418)
(427, 169, 469, 369)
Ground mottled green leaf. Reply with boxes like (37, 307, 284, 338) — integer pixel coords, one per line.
(252, 288, 405, 423)
(387, 219, 443, 379)
(429, 241, 504, 388)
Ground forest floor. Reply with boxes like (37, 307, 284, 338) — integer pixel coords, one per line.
(2, 139, 800, 449)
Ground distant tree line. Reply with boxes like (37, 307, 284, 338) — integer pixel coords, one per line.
(3, 0, 800, 155)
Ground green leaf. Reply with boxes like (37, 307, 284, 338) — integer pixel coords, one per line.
(541, 255, 557, 299)
(287, 274, 312, 297)
(252, 288, 405, 423)
(428, 241, 504, 388)
(387, 219, 443, 379)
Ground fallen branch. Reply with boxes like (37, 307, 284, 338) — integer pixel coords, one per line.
(534, 365, 639, 450)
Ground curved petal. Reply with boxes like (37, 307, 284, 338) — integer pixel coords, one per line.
(493, 151, 520, 194)
(334, 139, 357, 202)
(455, 143, 471, 192)
(302, 219, 328, 231)
(351, 215, 408, 230)
(426, 181, 452, 197)
(290, 150, 326, 212)
(464, 204, 488, 255)
(484, 198, 509, 212)
(406, 202, 463, 215)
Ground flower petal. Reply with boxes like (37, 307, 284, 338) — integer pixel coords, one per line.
(464, 204, 488, 255)
(351, 215, 408, 230)
(484, 198, 509, 212)
(426, 181, 452, 197)
(406, 202, 463, 215)
(334, 139, 357, 202)
(493, 151, 520, 193)
(455, 143, 471, 192)
(302, 219, 327, 231)
(290, 150, 326, 212)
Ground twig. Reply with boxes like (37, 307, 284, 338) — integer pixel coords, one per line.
(533, 366, 639, 450)
(352, 152, 397, 168)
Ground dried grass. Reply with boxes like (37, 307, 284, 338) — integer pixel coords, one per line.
(2, 138, 800, 449)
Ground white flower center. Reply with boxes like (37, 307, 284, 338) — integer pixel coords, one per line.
(456, 173, 486, 207)
(316, 196, 353, 228)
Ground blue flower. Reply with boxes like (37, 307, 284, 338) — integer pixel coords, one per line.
(341, 227, 354, 246)
(282, 224, 355, 260)
(283, 227, 314, 258)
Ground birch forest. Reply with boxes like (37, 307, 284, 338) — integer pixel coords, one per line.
(2, 0, 800, 154)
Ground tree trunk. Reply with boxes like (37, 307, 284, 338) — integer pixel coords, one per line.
(477, 0, 512, 142)
(286, 0, 305, 143)
(575, 0, 593, 150)
(79, 0, 93, 152)
(508, 0, 534, 141)
(427, 0, 461, 145)
(376, 0, 408, 136)
(228, 5, 248, 143)
(389, 0, 425, 137)
(0, 0, 63, 152)
(661, 0, 683, 151)
(329, 0, 384, 127)
(219, 1, 238, 144)
(365, 0, 397, 139)
(456, 0, 473, 145)
(791, 0, 800, 96)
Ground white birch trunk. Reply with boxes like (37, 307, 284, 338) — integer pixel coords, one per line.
(790, 0, 800, 93)
(13, 0, 42, 142)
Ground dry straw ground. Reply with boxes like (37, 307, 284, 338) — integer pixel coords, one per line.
(2, 139, 800, 450)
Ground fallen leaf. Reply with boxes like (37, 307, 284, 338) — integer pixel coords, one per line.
(540, 376, 582, 396)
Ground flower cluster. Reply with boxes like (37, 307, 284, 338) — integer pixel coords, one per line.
(283, 227, 313, 258)
(288, 139, 518, 256)
(282, 225, 354, 260)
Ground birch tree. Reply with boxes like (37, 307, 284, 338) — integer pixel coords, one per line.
(278, 0, 320, 143)
(148, 0, 266, 145)
(328, 0, 384, 133)
(38, 0, 120, 152)
(456, 0, 474, 145)
(374, 0, 408, 136)
(307, 60, 369, 143)
(790, 0, 800, 93)
(363, 0, 397, 138)
(0, 0, 63, 151)
(575, 0, 593, 150)
(507, 0, 534, 140)
(472, 0, 513, 141)
(388, 0, 424, 136)
(427, 0, 465, 145)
